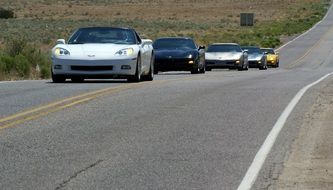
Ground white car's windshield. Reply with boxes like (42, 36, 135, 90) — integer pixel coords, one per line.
(207, 45, 242, 53)
(68, 28, 136, 45)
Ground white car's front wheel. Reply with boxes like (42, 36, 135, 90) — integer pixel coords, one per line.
(51, 70, 66, 83)
(128, 55, 141, 83)
(142, 54, 154, 81)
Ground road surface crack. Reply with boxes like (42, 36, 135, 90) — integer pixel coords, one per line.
(55, 159, 103, 190)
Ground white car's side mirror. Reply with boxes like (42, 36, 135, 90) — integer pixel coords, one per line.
(142, 39, 152, 44)
(57, 39, 66, 44)
(141, 39, 153, 47)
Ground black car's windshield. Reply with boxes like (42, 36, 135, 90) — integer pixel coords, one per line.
(261, 48, 275, 54)
(153, 38, 196, 49)
(68, 28, 136, 44)
(242, 47, 262, 54)
(207, 45, 242, 53)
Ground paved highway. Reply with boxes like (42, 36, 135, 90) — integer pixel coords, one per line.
(1, 5, 333, 190)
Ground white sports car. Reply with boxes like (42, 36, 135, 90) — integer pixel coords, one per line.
(51, 27, 154, 82)
(205, 43, 248, 71)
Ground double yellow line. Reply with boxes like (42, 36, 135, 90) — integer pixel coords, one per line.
(0, 81, 156, 130)
(0, 76, 199, 130)
(286, 24, 333, 69)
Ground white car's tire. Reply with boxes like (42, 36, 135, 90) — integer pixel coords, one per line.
(142, 54, 154, 81)
(52, 71, 66, 83)
(128, 55, 141, 83)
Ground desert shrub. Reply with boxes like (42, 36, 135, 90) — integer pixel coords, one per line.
(14, 54, 30, 77)
(21, 45, 44, 67)
(0, 8, 14, 19)
(40, 65, 50, 79)
(1, 37, 52, 79)
(5, 38, 27, 57)
(35, 52, 51, 79)
(0, 54, 15, 73)
(14, 54, 31, 77)
(261, 37, 281, 48)
(0, 57, 5, 74)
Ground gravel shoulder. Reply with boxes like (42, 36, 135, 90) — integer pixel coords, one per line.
(272, 77, 333, 189)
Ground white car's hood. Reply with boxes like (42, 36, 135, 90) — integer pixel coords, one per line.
(205, 52, 242, 60)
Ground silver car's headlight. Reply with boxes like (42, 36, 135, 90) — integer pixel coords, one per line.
(54, 47, 70, 56)
(115, 48, 134, 56)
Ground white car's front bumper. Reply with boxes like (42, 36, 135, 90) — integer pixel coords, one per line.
(52, 57, 137, 77)
(205, 59, 240, 68)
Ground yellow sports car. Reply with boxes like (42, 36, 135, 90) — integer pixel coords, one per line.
(261, 48, 279, 68)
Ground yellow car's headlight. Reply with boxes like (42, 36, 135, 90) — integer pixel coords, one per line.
(115, 48, 134, 56)
(54, 47, 70, 56)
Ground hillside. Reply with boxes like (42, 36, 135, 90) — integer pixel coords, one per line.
(0, 0, 330, 80)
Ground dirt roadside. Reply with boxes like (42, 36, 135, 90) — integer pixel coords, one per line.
(271, 77, 333, 189)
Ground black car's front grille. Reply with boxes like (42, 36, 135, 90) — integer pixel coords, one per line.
(155, 58, 194, 71)
(156, 58, 189, 64)
(71, 66, 113, 71)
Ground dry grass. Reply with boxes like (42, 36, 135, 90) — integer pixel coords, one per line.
(0, 0, 329, 46)
(1, 0, 323, 22)
(0, 0, 330, 80)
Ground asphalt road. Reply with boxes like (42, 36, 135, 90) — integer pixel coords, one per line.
(1, 5, 333, 190)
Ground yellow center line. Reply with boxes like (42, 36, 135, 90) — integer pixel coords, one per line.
(0, 84, 132, 123)
(0, 76, 197, 130)
(0, 96, 95, 130)
(286, 25, 333, 69)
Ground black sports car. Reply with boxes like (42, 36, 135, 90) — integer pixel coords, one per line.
(153, 37, 206, 74)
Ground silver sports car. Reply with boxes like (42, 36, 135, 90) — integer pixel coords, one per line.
(51, 27, 154, 82)
(241, 46, 267, 70)
(205, 43, 248, 71)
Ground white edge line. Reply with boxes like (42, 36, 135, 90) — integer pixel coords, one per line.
(0, 80, 48, 84)
(237, 72, 333, 190)
(276, 2, 333, 51)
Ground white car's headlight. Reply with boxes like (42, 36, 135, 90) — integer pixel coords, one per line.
(115, 48, 134, 56)
(54, 47, 70, 56)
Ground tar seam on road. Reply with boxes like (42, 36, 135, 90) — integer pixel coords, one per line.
(0, 76, 197, 130)
(55, 159, 103, 190)
(237, 72, 333, 190)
